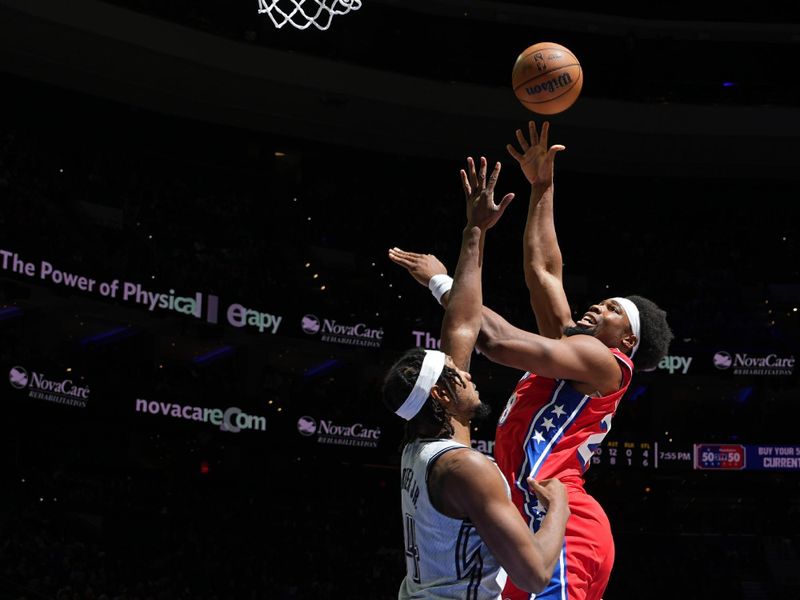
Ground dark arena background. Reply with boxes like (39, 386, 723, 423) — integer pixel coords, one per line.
(1, 1, 799, 599)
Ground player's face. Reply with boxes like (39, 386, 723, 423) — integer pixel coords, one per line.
(572, 298, 634, 351)
(443, 355, 489, 420)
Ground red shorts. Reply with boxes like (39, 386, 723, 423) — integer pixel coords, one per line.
(502, 488, 614, 600)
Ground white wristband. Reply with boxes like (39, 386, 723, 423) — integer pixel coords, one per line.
(428, 274, 453, 305)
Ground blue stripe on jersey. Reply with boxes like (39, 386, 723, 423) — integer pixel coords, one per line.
(532, 541, 568, 600)
(515, 379, 590, 529)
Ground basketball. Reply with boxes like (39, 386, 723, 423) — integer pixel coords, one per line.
(512, 42, 583, 115)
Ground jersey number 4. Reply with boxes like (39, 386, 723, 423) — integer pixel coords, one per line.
(405, 514, 421, 583)
(456, 522, 484, 600)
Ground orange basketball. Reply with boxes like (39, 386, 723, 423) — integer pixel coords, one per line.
(512, 42, 583, 115)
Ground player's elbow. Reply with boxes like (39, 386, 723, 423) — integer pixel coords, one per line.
(476, 335, 504, 363)
(476, 317, 507, 355)
(523, 262, 557, 286)
(510, 566, 550, 595)
(523, 265, 545, 289)
(529, 576, 551, 596)
(441, 325, 478, 348)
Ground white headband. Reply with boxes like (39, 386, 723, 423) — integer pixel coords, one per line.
(612, 297, 641, 357)
(395, 350, 446, 421)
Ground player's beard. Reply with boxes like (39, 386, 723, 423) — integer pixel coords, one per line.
(472, 401, 492, 421)
(563, 323, 597, 337)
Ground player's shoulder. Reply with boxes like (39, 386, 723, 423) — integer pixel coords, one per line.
(560, 334, 619, 365)
(432, 446, 496, 485)
(431, 446, 505, 513)
(426, 446, 501, 518)
(609, 346, 634, 366)
(559, 335, 626, 392)
(435, 445, 486, 470)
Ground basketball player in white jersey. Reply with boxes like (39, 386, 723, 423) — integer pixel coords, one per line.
(382, 157, 569, 599)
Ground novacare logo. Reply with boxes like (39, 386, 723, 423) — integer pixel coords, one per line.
(29, 373, 91, 399)
(713, 351, 795, 376)
(298, 415, 381, 448)
(301, 315, 383, 348)
(135, 399, 266, 433)
(301, 314, 321, 335)
(713, 352, 733, 370)
(297, 415, 317, 436)
(318, 419, 380, 439)
(9, 366, 28, 389)
(9, 365, 90, 407)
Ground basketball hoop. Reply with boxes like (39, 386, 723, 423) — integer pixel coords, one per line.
(257, 0, 362, 31)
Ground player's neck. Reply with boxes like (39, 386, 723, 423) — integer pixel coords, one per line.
(450, 420, 471, 446)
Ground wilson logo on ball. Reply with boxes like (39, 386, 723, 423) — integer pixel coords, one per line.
(524, 73, 574, 97)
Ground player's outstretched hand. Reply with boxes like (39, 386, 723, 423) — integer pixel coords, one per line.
(388, 248, 448, 287)
(460, 156, 514, 231)
(506, 121, 565, 186)
(527, 476, 569, 514)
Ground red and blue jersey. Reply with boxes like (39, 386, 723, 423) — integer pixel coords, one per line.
(495, 348, 633, 600)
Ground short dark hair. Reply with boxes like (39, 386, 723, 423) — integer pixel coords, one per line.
(382, 348, 464, 446)
(627, 295, 673, 372)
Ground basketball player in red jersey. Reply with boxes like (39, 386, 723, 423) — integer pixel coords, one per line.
(389, 121, 673, 600)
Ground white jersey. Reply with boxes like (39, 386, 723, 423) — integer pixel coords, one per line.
(398, 438, 509, 600)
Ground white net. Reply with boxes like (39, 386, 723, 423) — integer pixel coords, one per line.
(257, 0, 363, 31)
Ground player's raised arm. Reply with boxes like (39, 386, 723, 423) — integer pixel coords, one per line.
(507, 121, 573, 340)
(387, 249, 531, 360)
(440, 156, 513, 371)
(387, 249, 448, 288)
(477, 314, 622, 394)
(388, 247, 618, 391)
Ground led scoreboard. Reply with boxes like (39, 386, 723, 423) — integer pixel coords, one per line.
(590, 441, 693, 470)
(592, 440, 653, 468)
